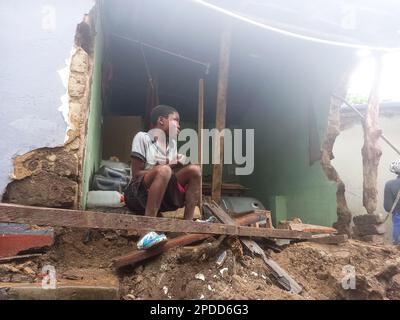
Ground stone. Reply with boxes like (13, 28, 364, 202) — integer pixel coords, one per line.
(353, 214, 386, 225)
(12, 147, 78, 180)
(358, 235, 385, 245)
(353, 223, 386, 236)
(70, 48, 89, 73)
(3, 172, 77, 208)
(68, 73, 87, 97)
(46, 155, 57, 162)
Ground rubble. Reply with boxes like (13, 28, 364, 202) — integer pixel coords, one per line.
(0, 203, 399, 300)
(0, 227, 398, 300)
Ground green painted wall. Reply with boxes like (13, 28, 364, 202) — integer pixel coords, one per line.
(81, 15, 104, 209)
(238, 41, 355, 227)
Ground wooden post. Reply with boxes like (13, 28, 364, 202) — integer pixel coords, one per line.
(198, 79, 204, 213)
(211, 22, 231, 202)
(362, 54, 383, 214)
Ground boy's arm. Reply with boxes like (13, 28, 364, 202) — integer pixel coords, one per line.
(131, 158, 147, 178)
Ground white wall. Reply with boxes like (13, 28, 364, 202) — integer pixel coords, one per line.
(332, 112, 400, 242)
(0, 0, 94, 198)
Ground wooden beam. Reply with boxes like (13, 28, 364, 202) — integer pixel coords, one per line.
(198, 78, 204, 212)
(0, 203, 310, 239)
(212, 21, 231, 202)
(113, 211, 265, 268)
(308, 234, 348, 245)
(113, 233, 212, 268)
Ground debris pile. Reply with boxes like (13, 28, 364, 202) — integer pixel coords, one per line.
(1, 202, 400, 300)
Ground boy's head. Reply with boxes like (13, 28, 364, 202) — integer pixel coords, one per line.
(150, 105, 180, 137)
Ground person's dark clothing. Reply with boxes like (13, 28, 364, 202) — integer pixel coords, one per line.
(384, 176, 400, 212)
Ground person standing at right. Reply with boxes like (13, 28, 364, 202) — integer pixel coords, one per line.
(384, 159, 400, 245)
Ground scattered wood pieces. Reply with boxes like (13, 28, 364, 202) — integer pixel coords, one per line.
(241, 239, 302, 294)
(113, 213, 262, 269)
(206, 201, 302, 294)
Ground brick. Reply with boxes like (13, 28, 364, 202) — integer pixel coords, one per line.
(358, 234, 385, 244)
(353, 214, 386, 225)
(353, 223, 386, 236)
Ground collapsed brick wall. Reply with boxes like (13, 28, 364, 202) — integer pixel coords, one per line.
(2, 15, 95, 209)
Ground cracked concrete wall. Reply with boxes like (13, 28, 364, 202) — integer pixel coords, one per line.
(0, 0, 94, 206)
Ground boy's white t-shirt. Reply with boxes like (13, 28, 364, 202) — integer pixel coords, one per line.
(131, 131, 178, 170)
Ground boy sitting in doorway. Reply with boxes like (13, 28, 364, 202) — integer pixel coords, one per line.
(124, 105, 201, 249)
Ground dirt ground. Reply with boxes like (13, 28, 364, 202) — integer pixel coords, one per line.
(1, 227, 400, 300)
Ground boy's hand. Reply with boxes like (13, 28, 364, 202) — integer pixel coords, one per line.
(153, 154, 187, 167)
(166, 154, 187, 168)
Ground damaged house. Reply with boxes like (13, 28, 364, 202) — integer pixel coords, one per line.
(1, 0, 400, 300)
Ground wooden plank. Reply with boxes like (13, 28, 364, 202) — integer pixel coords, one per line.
(0, 254, 42, 264)
(198, 78, 204, 212)
(232, 211, 269, 226)
(0, 203, 310, 239)
(113, 233, 212, 268)
(286, 223, 337, 234)
(308, 234, 348, 245)
(211, 21, 231, 202)
(113, 211, 264, 268)
(204, 202, 235, 225)
(237, 210, 273, 229)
